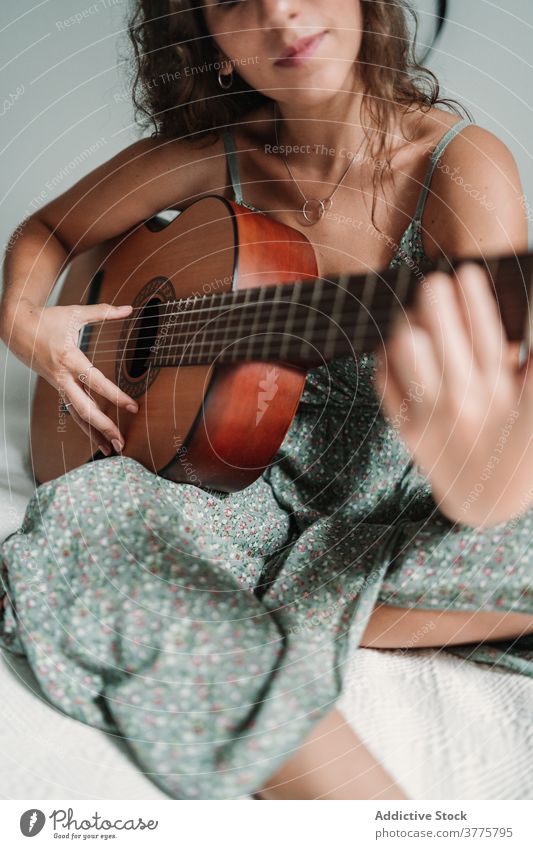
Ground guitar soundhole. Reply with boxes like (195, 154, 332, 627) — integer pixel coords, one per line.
(127, 297, 161, 379)
(117, 275, 175, 398)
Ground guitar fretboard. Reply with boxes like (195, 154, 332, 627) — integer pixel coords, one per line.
(143, 251, 532, 367)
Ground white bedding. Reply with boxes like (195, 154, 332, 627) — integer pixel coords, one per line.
(1, 345, 532, 800)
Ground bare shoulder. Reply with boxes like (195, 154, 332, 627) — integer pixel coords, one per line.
(432, 120, 521, 187)
(129, 132, 230, 208)
(35, 132, 229, 256)
(415, 109, 528, 259)
(398, 106, 517, 173)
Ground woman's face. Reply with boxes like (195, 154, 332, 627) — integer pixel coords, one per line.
(202, 0, 364, 107)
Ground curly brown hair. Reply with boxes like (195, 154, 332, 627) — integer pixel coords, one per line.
(127, 1, 470, 222)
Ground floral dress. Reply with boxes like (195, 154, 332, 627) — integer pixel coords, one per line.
(1, 118, 532, 800)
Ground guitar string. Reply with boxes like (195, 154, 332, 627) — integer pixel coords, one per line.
(79, 311, 400, 354)
(77, 273, 518, 329)
(75, 277, 525, 350)
(71, 326, 400, 365)
(69, 262, 528, 367)
(78, 337, 384, 364)
(74, 297, 428, 356)
(69, 252, 529, 330)
(78, 285, 391, 333)
(74, 250, 526, 327)
(76, 280, 393, 336)
(72, 303, 526, 364)
(76, 278, 526, 355)
(74, 280, 525, 353)
(75, 330, 528, 366)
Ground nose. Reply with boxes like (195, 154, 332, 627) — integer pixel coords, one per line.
(258, 0, 300, 28)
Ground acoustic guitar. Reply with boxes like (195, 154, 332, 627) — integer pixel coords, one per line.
(30, 196, 532, 491)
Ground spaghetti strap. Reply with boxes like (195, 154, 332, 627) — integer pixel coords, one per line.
(222, 126, 244, 205)
(223, 118, 472, 222)
(413, 117, 473, 222)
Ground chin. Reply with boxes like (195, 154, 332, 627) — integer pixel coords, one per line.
(274, 77, 352, 109)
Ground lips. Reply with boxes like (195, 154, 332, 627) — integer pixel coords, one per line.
(275, 31, 326, 66)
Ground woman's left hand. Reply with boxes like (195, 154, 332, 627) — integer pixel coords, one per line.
(374, 261, 533, 528)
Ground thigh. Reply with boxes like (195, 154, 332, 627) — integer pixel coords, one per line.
(360, 604, 533, 649)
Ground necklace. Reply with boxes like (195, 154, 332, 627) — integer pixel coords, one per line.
(273, 103, 360, 226)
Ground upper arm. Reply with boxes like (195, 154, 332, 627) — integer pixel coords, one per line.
(421, 125, 529, 260)
(33, 135, 223, 258)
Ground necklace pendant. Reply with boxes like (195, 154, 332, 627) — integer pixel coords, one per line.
(302, 198, 326, 225)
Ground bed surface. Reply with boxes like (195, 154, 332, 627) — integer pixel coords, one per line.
(1, 345, 532, 800)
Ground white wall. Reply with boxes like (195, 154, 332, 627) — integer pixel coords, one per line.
(428, 0, 533, 243)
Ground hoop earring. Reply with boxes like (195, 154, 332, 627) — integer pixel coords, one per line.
(218, 67, 234, 89)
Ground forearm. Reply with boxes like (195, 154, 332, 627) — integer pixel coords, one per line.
(0, 216, 70, 344)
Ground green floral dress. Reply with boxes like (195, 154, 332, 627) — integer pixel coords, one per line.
(1, 118, 532, 800)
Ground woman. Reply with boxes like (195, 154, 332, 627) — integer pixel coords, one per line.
(0, 0, 532, 800)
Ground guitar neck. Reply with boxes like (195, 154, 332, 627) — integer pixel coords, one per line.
(151, 250, 533, 368)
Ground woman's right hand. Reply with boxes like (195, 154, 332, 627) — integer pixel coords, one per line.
(2, 299, 138, 456)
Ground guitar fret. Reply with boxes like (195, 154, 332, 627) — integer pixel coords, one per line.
(192, 295, 204, 364)
(205, 295, 219, 363)
(237, 287, 254, 359)
(246, 285, 267, 358)
(261, 286, 284, 359)
(226, 306, 239, 362)
(352, 271, 377, 352)
(323, 276, 348, 359)
(194, 295, 209, 365)
(395, 261, 412, 310)
(300, 277, 323, 359)
(279, 280, 303, 360)
(206, 290, 235, 362)
(228, 289, 249, 361)
(171, 295, 192, 365)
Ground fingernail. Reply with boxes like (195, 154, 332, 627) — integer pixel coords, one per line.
(112, 439, 124, 453)
(126, 404, 138, 413)
(98, 444, 111, 456)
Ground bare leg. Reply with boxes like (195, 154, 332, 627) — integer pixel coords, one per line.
(360, 604, 533, 649)
(255, 707, 407, 800)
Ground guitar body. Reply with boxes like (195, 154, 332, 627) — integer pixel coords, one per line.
(31, 196, 318, 491)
